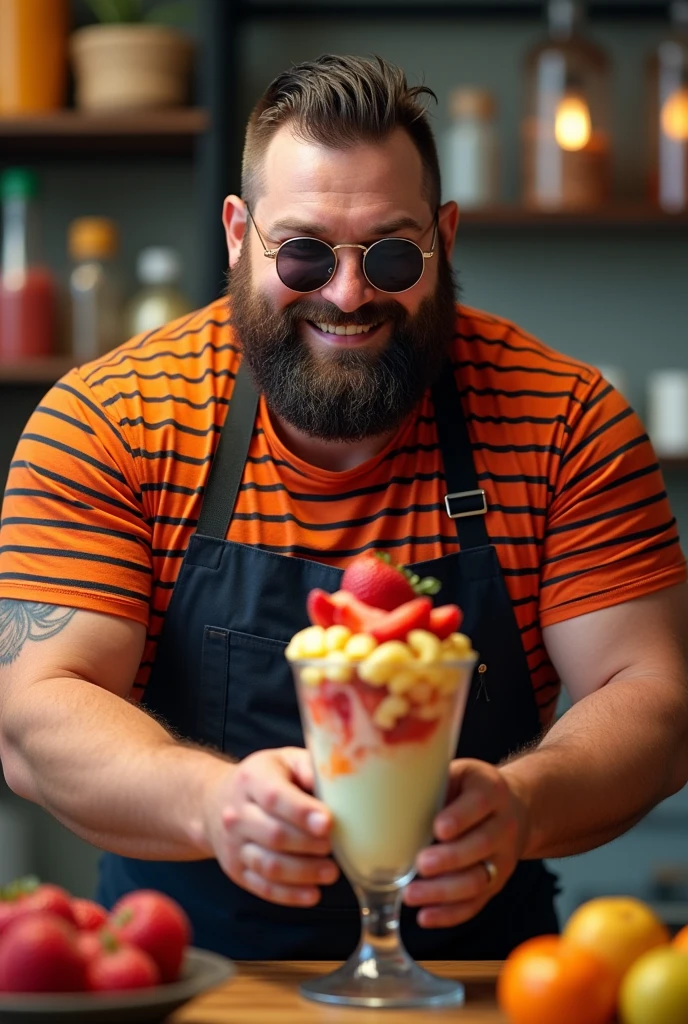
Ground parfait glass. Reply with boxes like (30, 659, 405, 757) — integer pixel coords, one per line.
(291, 650, 477, 1008)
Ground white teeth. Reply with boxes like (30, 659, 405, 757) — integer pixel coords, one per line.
(315, 322, 377, 336)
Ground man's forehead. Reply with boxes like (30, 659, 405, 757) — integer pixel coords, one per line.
(257, 125, 429, 228)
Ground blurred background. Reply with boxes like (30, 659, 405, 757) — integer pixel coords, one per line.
(0, 0, 687, 930)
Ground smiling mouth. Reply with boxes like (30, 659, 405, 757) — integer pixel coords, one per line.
(308, 321, 382, 337)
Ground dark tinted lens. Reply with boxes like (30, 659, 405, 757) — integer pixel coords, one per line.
(364, 238, 425, 293)
(275, 238, 336, 292)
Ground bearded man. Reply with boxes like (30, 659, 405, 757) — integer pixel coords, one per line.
(0, 54, 686, 962)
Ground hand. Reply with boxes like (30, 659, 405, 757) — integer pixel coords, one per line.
(201, 747, 340, 907)
(403, 758, 530, 928)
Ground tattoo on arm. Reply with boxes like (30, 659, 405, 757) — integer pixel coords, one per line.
(0, 602, 77, 666)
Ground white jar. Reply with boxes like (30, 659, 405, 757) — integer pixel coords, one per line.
(442, 88, 499, 209)
(646, 370, 688, 457)
(127, 247, 192, 337)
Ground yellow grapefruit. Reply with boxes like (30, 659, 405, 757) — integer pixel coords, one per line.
(562, 897, 669, 991)
(619, 947, 688, 1024)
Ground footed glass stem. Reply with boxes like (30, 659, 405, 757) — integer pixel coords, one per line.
(299, 885, 465, 1008)
(291, 652, 477, 1007)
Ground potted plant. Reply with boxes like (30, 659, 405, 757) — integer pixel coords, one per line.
(70, 0, 193, 112)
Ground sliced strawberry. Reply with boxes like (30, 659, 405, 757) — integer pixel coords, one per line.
(330, 590, 386, 633)
(306, 588, 337, 628)
(351, 678, 387, 717)
(351, 680, 438, 745)
(370, 597, 432, 643)
(429, 604, 463, 640)
(382, 714, 439, 745)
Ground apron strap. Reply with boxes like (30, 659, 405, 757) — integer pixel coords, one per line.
(431, 362, 490, 550)
(197, 361, 258, 540)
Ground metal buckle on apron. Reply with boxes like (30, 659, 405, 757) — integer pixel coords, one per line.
(444, 488, 488, 519)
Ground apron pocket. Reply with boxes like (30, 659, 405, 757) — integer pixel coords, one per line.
(198, 625, 230, 750)
(224, 629, 304, 759)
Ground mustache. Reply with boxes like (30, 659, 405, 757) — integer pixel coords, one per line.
(281, 299, 408, 327)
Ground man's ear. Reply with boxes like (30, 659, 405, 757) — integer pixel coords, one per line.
(437, 201, 459, 261)
(223, 195, 248, 269)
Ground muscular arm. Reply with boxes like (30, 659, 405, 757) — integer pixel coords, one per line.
(501, 584, 688, 859)
(0, 600, 230, 861)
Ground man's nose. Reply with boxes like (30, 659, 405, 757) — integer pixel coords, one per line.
(318, 246, 378, 313)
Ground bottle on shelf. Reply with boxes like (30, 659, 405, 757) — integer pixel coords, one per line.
(68, 217, 122, 361)
(648, 0, 688, 213)
(522, 0, 611, 210)
(441, 87, 500, 210)
(0, 0, 69, 115)
(126, 247, 192, 337)
(0, 168, 57, 362)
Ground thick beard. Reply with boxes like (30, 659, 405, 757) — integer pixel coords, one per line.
(226, 245, 458, 443)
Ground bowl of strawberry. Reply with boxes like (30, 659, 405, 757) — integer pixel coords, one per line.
(0, 878, 233, 1022)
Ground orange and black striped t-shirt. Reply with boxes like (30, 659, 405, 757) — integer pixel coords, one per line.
(0, 299, 684, 726)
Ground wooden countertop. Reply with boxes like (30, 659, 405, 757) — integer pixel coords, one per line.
(169, 961, 509, 1023)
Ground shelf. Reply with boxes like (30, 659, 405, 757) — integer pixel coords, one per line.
(458, 205, 688, 229)
(0, 357, 75, 385)
(238, 1, 671, 19)
(0, 108, 210, 159)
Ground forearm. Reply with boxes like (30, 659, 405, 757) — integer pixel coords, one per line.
(0, 675, 231, 861)
(500, 674, 688, 859)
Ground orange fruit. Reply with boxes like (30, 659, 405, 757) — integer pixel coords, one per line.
(563, 896, 669, 992)
(496, 934, 617, 1024)
(618, 947, 688, 1024)
(673, 924, 688, 952)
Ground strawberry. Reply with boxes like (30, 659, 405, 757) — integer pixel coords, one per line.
(0, 880, 74, 936)
(330, 590, 386, 633)
(370, 596, 432, 643)
(351, 678, 387, 718)
(0, 912, 86, 992)
(76, 929, 104, 965)
(71, 897, 108, 932)
(21, 884, 76, 927)
(382, 714, 439, 745)
(306, 588, 337, 628)
(341, 551, 441, 611)
(109, 890, 191, 984)
(341, 552, 415, 610)
(0, 898, 24, 937)
(85, 931, 160, 992)
(429, 604, 463, 640)
(351, 680, 439, 744)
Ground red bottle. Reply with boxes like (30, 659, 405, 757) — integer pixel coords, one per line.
(0, 168, 56, 361)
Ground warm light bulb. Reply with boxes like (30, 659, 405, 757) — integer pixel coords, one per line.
(661, 87, 688, 142)
(554, 93, 592, 151)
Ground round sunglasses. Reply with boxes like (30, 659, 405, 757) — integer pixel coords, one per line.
(245, 204, 438, 294)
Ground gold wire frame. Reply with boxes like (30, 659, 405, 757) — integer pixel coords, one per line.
(244, 203, 438, 294)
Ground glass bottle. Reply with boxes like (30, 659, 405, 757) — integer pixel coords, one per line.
(648, 0, 688, 212)
(127, 247, 192, 336)
(68, 217, 122, 361)
(0, 168, 57, 361)
(522, 0, 611, 210)
(441, 88, 499, 209)
(0, 0, 69, 115)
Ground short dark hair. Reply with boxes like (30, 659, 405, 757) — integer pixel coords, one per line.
(242, 54, 441, 211)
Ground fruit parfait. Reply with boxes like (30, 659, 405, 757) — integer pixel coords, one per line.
(286, 552, 477, 892)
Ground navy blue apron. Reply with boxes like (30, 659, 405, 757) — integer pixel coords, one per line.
(96, 359, 560, 959)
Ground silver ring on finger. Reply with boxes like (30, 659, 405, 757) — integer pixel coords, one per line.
(482, 858, 498, 885)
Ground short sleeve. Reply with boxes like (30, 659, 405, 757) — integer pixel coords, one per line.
(0, 370, 152, 625)
(539, 375, 687, 627)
